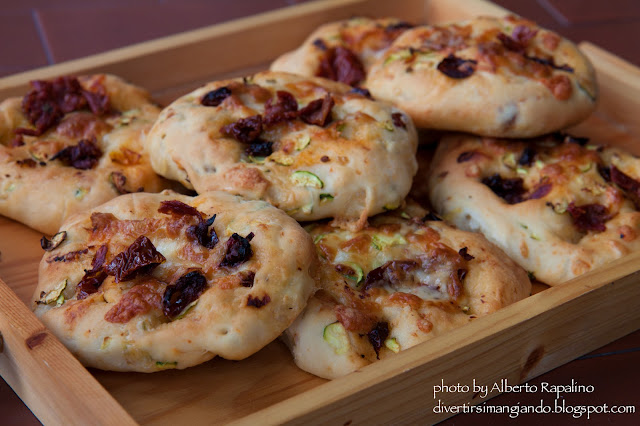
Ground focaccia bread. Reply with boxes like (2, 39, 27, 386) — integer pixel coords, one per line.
(147, 71, 418, 230)
(33, 191, 317, 372)
(428, 133, 640, 285)
(283, 203, 530, 379)
(0, 74, 169, 235)
(366, 15, 597, 137)
(270, 17, 413, 87)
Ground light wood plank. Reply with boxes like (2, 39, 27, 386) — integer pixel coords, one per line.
(0, 278, 137, 426)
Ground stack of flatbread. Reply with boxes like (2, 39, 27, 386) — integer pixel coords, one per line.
(2, 14, 637, 379)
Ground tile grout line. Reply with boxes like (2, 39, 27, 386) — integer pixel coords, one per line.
(31, 8, 55, 66)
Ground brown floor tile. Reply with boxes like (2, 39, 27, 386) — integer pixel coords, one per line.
(35, 0, 287, 63)
(0, 12, 49, 77)
(540, 0, 640, 25)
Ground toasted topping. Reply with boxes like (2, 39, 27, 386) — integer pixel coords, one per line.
(391, 112, 407, 129)
(458, 247, 474, 261)
(246, 140, 273, 157)
(105, 281, 162, 323)
(17, 76, 110, 136)
(222, 115, 263, 143)
(482, 174, 526, 204)
(528, 182, 552, 200)
(47, 247, 89, 263)
(363, 260, 418, 290)
(41, 231, 67, 251)
(220, 232, 255, 267)
(38, 279, 67, 305)
(247, 294, 271, 308)
(109, 172, 132, 194)
(104, 236, 166, 282)
(290, 170, 324, 189)
(50, 138, 102, 170)
(367, 321, 389, 359)
(298, 94, 334, 127)
(317, 46, 366, 86)
(201, 86, 231, 107)
(610, 165, 640, 208)
(567, 202, 610, 233)
(264, 90, 298, 125)
(159, 200, 219, 249)
(437, 54, 477, 79)
(158, 200, 202, 219)
(240, 271, 256, 288)
(162, 271, 207, 319)
(323, 321, 350, 355)
(76, 245, 108, 299)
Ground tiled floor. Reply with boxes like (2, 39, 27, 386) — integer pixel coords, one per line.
(1, 0, 639, 424)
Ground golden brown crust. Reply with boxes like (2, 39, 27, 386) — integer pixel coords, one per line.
(33, 191, 317, 372)
(147, 71, 418, 229)
(428, 133, 640, 285)
(0, 74, 169, 234)
(284, 204, 530, 379)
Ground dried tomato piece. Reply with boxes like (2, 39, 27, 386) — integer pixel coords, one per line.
(598, 164, 612, 182)
(264, 90, 298, 125)
(299, 94, 334, 127)
(240, 271, 256, 288)
(220, 232, 255, 268)
(313, 38, 328, 51)
(518, 147, 536, 166)
(158, 200, 202, 218)
(317, 46, 366, 86)
(567, 202, 610, 233)
(367, 321, 389, 359)
(391, 112, 407, 129)
(363, 260, 418, 291)
(104, 235, 166, 282)
(50, 138, 102, 170)
(201, 86, 231, 107)
(482, 174, 526, 204)
(162, 271, 207, 319)
(17, 76, 111, 136)
(158, 200, 219, 249)
(77, 245, 108, 299)
(187, 215, 218, 249)
(247, 294, 271, 308)
(610, 165, 640, 208)
(437, 54, 477, 79)
(221, 115, 263, 143)
(528, 182, 552, 200)
(245, 140, 273, 157)
(458, 247, 474, 261)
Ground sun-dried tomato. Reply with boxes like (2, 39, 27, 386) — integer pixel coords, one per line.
(77, 245, 108, 299)
(110, 171, 130, 194)
(391, 112, 407, 129)
(188, 215, 218, 249)
(567, 202, 610, 233)
(221, 115, 263, 143)
(104, 235, 166, 282)
(17, 76, 110, 136)
(247, 294, 271, 308)
(482, 174, 526, 204)
(363, 260, 418, 291)
(299, 94, 334, 127)
(610, 165, 640, 208)
(437, 54, 477, 79)
(264, 90, 298, 125)
(240, 271, 256, 288)
(367, 321, 389, 359)
(162, 271, 207, 319)
(313, 38, 328, 51)
(518, 146, 536, 166)
(245, 140, 273, 157)
(50, 138, 102, 170)
(458, 247, 474, 261)
(598, 165, 612, 182)
(201, 86, 231, 107)
(317, 46, 366, 86)
(528, 182, 552, 200)
(220, 232, 255, 268)
(158, 200, 219, 249)
(497, 25, 538, 54)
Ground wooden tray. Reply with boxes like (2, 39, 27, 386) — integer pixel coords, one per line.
(1, 0, 640, 424)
